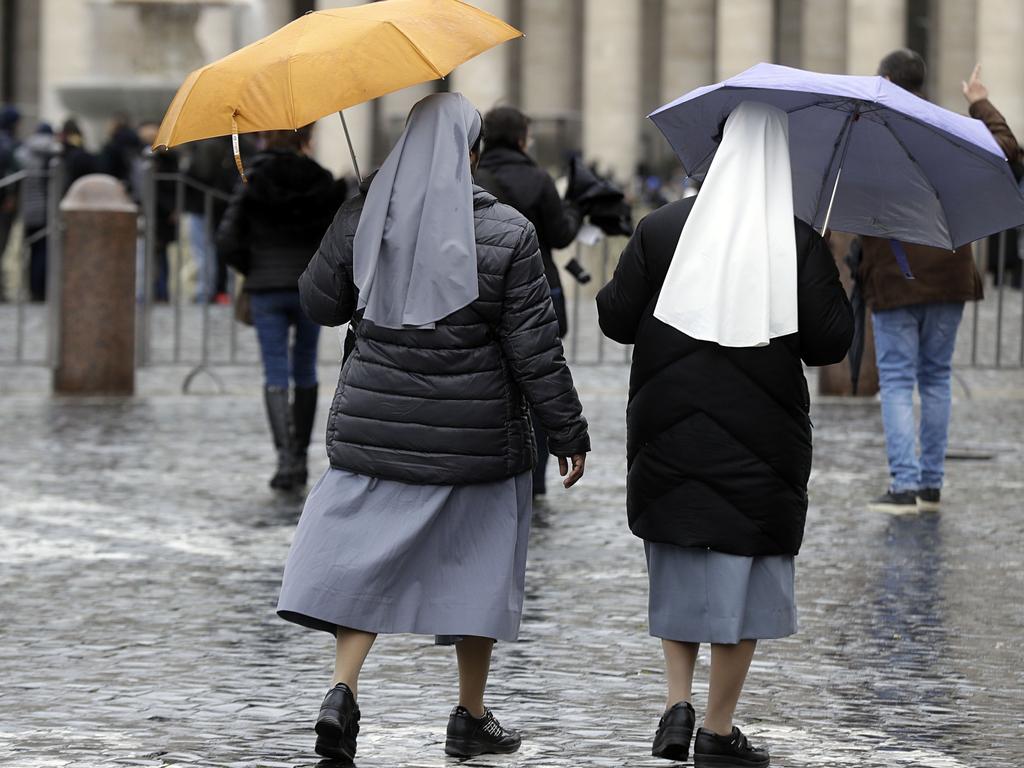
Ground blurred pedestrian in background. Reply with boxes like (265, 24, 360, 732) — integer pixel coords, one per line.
(216, 125, 335, 491)
(58, 119, 97, 196)
(863, 52, 1017, 513)
(475, 105, 590, 496)
(135, 121, 179, 303)
(277, 92, 589, 764)
(962, 64, 1024, 289)
(184, 137, 248, 304)
(15, 123, 59, 302)
(598, 101, 852, 767)
(98, 115, 142, 186)
(0, 106, 20, 302)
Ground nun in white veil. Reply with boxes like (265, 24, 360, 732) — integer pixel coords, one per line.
(597, 101, 853, 765)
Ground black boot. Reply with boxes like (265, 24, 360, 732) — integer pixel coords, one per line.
(263, 386, 295, 490)
(652, 700, 696, 761)
(445, 706, 521, 757)
(291, 385, 318, 487)
(314, 683, 360, 763)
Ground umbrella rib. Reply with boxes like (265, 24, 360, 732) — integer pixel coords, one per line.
(386, 21, 445, 79)
(878, 112, 954, 248)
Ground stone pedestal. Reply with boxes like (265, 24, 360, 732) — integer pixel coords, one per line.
(54, 175, 138, 396)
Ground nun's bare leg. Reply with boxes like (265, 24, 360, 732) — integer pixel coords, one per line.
(455, 636, 495, 718)
(662, 639, 700, 709)
(704, 640, 757, 735)
(332, 627, 377, 697)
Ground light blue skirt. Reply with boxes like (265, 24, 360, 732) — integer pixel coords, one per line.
(645, 543, 798, 644)
(278, 468, 532, 642)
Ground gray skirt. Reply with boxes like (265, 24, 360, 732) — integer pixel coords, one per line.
(277, 468, 532, 642)
(645, 543, 797, 644)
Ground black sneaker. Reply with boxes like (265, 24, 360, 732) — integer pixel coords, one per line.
(652, 700, 696, 761)
(444, 706, 522, 757)
(917, 488, 941, 512)
(868, 489, 918, 514)
(694, 726, 769, 767)
(314, 683, 360, 763)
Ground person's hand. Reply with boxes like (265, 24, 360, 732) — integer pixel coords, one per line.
(565, 257, 592, 285)
(963, 63, 988, 105)
(558, 454, 586, 488)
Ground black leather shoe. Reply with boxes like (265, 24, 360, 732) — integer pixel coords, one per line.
(868, 489, 918, 514)
(444, 706, 521, 757)
(694, 726, 769, 767)
(917, 487, 941, 512)
(314, 683, 360, 763)
(652, 700, 696, 761)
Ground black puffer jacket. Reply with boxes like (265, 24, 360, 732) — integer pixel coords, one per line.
(597, 197, 853, 557)
(216, 150, 336, 292)
(299, 182, 590, 485)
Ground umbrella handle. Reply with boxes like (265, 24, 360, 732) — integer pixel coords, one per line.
(339, 111, 363, 185)
(231, 113, 248, 184)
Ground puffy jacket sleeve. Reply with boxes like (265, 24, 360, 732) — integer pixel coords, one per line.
(595, 217, 653, 345)
(298, 207, 357, 328)
(214, 184, 249, 274)
(798, 231, 854, 366)
(498, 223, 591, 456)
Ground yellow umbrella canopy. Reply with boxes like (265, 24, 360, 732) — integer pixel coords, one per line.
(153, 0, 522, 150)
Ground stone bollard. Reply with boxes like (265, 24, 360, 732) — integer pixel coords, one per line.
(53, 175, 138, 395)
(818, 231, 880, 397)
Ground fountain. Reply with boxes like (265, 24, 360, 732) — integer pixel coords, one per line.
(56, 0, 242, 124)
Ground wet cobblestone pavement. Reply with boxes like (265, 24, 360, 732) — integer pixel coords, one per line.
(2, 365, 1023, 767)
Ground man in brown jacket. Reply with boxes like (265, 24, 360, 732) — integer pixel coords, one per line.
(863, 51, 1020, 513)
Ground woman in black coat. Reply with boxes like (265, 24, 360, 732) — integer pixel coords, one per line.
(276, 93, 589, 764)
(597, 102, 853, 766)
(216, 126, 336, 490)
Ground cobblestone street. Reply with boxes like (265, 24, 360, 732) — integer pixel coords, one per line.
(1, 365, 1023, 767)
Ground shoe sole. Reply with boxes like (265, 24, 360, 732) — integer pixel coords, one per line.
(694, 753, 770, 768)
(916, 499, 941, 513)
(444, 737, 522, 758)
(315, 715, 343, 740)
(652, 726, 694, 761)
(867, 502, 919, 515)
(314, 734, 354, 764)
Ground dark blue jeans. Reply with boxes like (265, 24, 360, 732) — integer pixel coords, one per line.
(249, 290, 320, 389)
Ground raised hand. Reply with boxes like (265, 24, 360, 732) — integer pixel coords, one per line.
(962, 63, 988, 105)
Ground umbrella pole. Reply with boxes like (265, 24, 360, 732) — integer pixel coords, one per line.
(339, 111, 363, 184)
(820, 164, 843, 235)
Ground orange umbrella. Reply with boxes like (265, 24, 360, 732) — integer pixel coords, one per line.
(153, 0, 521, 179)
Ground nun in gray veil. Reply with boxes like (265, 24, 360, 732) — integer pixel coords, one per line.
(276, 91, 591, 764)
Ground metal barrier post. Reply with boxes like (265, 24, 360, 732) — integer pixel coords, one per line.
(995, 230, 1006, 367)
(14, 172, 26, 362)
(137, 159, 157, 366)
(46, 159, 63, 367)
(570, 241, 582, 363)
(182, 190, 224, 393)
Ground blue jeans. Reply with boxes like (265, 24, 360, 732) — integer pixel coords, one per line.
(872, 303, 964, 492)
(249, 290, 320, 389)
(186, 213, 216, 303)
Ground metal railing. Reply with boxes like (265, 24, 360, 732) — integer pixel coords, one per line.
(4, 165, 1024, 384)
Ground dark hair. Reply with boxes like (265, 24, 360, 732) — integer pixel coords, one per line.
(262, 124, 315, 152)
(483, 106, 529, 152)
(878, 49, 926, 94)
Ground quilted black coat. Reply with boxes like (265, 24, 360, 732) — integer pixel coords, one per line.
(596, 197, 853, 557)
(299, 182, 590, 485)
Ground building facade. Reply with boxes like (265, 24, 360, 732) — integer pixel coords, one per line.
(2, 0, 1022, 182)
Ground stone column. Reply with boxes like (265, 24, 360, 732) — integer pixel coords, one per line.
(931, 0, 977, 114)
(661, 0, 714, 104)
(977, 0, 1024, 133)
(450, 0, 513, 113)
(521, 0, 578, 117)
(55, 176, 138, 395)
(313, 0, 374, 180)
(38, 0, 90, 125)
(801, 0, 846, 74)
(582, 0, 641, 182)
(846, 0, 907, 75)
(715, 0, 774, 80)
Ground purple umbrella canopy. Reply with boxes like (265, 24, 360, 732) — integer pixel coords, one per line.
(650, 62, 1024, 250)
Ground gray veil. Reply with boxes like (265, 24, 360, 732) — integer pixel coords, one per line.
(353, 92, 483, 330)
